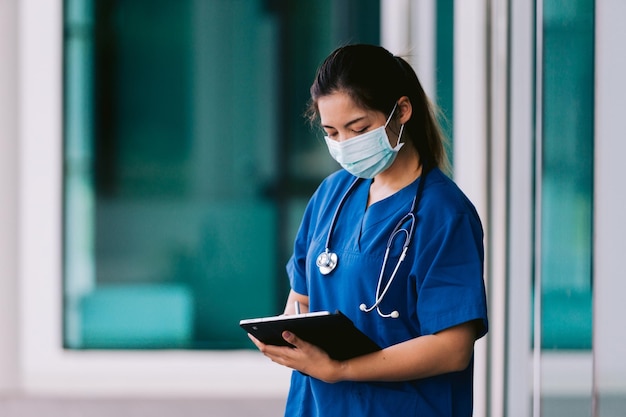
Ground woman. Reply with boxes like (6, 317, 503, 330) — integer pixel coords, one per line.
(250, 44, 488, 417)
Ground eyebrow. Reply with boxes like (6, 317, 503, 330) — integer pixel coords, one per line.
(322, 116, 367, 130)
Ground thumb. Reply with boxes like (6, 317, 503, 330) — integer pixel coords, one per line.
(282, 331, 297, 345)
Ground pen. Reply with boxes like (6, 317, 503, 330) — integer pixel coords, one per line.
(295, 301, 301, 315)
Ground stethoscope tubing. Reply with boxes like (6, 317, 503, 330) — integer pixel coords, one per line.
(322, 177, 361, 253)
(317, 169, 428, 318)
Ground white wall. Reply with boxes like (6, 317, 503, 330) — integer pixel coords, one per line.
(0, 0, 20, 393)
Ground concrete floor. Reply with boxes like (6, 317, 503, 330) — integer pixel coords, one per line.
(0, 397, 286, 417)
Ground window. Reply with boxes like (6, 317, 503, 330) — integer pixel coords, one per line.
(537, 0, 595, 415)
(540, 0, 594, 351)
(63, 0, 380, 350)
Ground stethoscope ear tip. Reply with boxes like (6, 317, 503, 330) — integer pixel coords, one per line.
(390, 311, 400, 319)
(359, 303, 367, 312)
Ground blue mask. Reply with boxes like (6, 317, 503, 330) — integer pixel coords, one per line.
(324, 104, 404, 179)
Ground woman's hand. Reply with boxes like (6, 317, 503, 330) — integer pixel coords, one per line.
(249, 319, 479, 383)
(248, 331, 344, 383)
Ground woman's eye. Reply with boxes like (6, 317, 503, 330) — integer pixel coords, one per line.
(353, 127, 368, 134)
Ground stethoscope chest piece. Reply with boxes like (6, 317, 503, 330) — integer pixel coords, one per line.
(316, 250, 338, 275)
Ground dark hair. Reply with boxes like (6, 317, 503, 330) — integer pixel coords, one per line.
(307, 44, 449, 173)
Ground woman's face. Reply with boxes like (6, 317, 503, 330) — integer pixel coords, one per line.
(317, 91, 387, 143)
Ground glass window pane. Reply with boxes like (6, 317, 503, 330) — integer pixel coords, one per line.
(541, 0, 594, 351)
(63, 0, 380, 350)
(539, 0, 594, 415)
(435, 0, 454, 160)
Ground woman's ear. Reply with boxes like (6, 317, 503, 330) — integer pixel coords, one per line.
(396, 96, 413, 124)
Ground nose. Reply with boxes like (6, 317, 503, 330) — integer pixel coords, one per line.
(335, 131, 360, 142)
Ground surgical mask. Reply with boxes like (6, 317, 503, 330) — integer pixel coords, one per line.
(324, 104, 404, 179)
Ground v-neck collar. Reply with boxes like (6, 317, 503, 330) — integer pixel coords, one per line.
(362, 177, 420, 231)
(339, 177, 420, 252)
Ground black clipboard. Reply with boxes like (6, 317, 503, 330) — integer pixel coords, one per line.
(240, 311, 381, 361)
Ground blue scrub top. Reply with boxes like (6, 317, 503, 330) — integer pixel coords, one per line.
(285, 168, 488, 417)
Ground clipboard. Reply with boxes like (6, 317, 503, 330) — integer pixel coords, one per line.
(240, 310, 381, 361)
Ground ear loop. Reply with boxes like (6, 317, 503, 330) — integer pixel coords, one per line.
(385, 102, 405, 149)
(395, 124, 405, 148)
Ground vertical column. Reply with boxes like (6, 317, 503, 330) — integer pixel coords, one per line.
(381, 0, 436, 98)
(19, 0, 65, 380)
(594, 1, 626, 415)
(486, 0, 509, 416)
(453, 0, 487, 200)
(532, 2, 544, 416)
(453, 1, 488, 416)
(410, 0, 436, 98)
(380, 0, 411, 55)
(507, 1, 535, 416)
(0, 0, 20, 393)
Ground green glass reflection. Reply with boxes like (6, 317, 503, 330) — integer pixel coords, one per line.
(436, 0, 454, 162)
(541, 0, 594, 350)
(63, 0, 380, 350)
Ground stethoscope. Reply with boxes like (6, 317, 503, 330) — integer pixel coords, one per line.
(315, 170, 427, 319)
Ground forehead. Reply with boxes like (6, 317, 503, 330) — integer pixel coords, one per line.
(317, 91, 372, 126)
